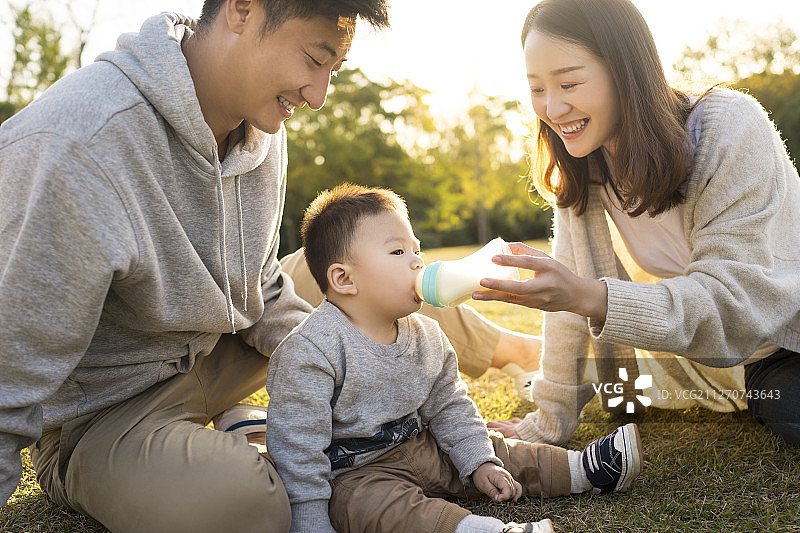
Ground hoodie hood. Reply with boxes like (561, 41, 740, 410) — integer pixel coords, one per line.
(95, 12, 271, 176)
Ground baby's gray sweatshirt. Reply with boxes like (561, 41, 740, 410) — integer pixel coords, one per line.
(266, 300, 500, 532)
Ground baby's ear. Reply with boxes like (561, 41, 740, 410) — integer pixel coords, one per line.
(327, 263, 357, 296)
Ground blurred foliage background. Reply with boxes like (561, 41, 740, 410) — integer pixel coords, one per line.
(1, 2, 798, 255)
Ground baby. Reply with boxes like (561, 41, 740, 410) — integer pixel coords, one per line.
(264, 183, 642, 533)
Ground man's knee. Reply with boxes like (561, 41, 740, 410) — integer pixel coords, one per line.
(137, 462, 291, 533)
(194, 452, 292, 533)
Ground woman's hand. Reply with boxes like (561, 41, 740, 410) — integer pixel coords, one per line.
(473, 242, 608, 321)
(471, 462, 522, 502)
(486, 417, 522, 439)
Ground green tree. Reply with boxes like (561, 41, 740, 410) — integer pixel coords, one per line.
(675, 19, 800, 83)
(64, 0, 100, 68)
(1, 1, 96, 122)
(282, 68, 436, 254)
(282, 70, 553, 253)
(6, 3, 70, 109)
(0, 101, 17, 123)
(431, 93, 535, 244)
(735, 71, 800, 163)
(675, 18, 800, 164)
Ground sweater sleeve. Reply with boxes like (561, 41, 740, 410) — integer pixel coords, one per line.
(418, 329, 500, 485)
(593, 92, 800, 367)
(265, 332, 336, 532)
(0, 133, 138, 505)
(239, 127, 313, 357)
(516, 207, 597, 444)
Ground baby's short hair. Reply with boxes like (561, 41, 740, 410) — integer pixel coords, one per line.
(301, 183, 408, 293)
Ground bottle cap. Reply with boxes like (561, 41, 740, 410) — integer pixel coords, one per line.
(419, 261, 444, 307)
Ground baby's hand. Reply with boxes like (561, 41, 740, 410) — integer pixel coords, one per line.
(471, 463, 522, 502)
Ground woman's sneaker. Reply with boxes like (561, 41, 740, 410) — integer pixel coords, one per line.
(502, 518, 555, 533)
(501, 518, 554, 533)
(581, 423, 642, 493)
(501, 363, 538, 401)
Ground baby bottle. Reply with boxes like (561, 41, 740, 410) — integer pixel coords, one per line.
(415, 237, 520, 308)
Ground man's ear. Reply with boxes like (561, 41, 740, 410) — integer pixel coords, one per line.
(327, 263, 358, 296)
(225, 0, 254, 34)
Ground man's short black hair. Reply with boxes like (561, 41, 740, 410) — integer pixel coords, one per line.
(197, 0, 390, 36)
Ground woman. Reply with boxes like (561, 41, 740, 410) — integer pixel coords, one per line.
(479, 0, 800, 445)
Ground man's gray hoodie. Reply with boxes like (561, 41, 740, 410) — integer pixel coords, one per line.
(0, 13, 312, 503)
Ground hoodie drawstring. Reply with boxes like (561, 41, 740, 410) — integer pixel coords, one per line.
(235, 174, 248, 312)
(215, 143, 248, 334)
(216, 171, 236, 334)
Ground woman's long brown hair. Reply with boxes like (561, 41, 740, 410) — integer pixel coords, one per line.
(522, 0, 698, 217)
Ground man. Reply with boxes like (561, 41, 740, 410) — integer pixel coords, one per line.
(0, 1, 388, 531)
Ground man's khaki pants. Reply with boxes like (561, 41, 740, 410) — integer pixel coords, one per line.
(31, 334, 288, 533)
(328, 429, 571, 533)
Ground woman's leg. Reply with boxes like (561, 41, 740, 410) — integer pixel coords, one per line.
(744, 348, 800, 445)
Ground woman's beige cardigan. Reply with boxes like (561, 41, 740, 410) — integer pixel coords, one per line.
(517, 88, 800, 444)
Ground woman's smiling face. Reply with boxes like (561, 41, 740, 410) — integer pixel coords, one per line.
(524, 29, 622, 158)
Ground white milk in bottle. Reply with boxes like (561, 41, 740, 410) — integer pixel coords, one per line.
(414, 238, 520, 307)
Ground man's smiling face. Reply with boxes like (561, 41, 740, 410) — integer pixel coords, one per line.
(229, 9, 353, 134)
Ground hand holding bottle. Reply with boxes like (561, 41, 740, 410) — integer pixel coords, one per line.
(472, 241, 609, 321)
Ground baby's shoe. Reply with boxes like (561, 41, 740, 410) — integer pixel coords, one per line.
(581, 423, 642, 493)
(501, 518, 554, 533)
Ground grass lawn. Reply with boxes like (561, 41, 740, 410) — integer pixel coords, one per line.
(2, 240, 799, 532)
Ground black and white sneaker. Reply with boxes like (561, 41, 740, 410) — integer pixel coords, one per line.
(501, 518, 554, 533)
(581, 423, 642, 493)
